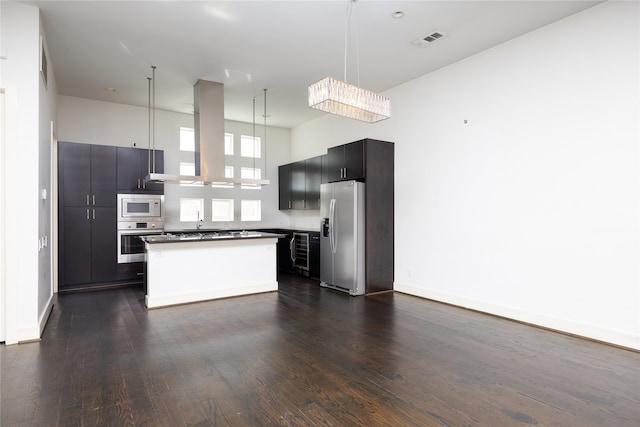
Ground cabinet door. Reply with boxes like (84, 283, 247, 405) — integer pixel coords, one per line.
(305, 156, 322, 210)
(61, 207, 117, 286)
(291, 161, 306, 209)
(321, 154, 329, 184)
(309, 232, 320, 279)
(117, 147, 142, 191)
(343, 140, 365, 180)
(91, 207, 117, 282)
(277, 232, 294, 271)
(90, 145, 117, 207)
(278, 164, 292, 210)
(60, 142, 91, 207)
(326, 146, 344, 182)
(61, 207, 92, 285)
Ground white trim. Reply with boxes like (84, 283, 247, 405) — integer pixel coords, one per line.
(146, 283, 278, 309)
(0, 88, 5, 342)
(37, 295, 54, 338)
(51, 136, 58, 294)
(394, 282, 640, 351)
(1, 81, 19, 344)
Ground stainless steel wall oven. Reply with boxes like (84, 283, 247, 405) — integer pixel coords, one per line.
(117, 193, 164, 263)
(117, 223, 163, 263)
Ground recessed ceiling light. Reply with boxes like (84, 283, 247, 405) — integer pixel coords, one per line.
(104, 87, 117, 92)
(392, 11, 404, 19)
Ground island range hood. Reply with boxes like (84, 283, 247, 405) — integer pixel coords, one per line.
(145, 79, 270, 186)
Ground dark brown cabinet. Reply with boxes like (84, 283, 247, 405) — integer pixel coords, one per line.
(117, 147, 164, 194)
(291, 161, 306, 209)
(59, 142, 118, 288)
(305, 156, 322, 210)
(60, 142, 117, 208)
(321, 154, 329, 184)
(327, 140, 365, 182)
(278, 230, 294, 272)
(309, 232, 320, 279)
(61, 206, 117, 285)
(279, 156, 323, 210)
(278, 164, 293, 210)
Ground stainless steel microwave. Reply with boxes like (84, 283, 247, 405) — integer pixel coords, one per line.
(117, 194, 164, 222)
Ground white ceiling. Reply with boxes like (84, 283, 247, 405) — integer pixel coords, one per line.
(22, 0, 602, 128)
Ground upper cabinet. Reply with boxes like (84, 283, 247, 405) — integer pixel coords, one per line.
(291, 161, 307, 209)
(60, 141, 117, 208)
(304, 156, 322, 210)
(279, 155, 323, 210)
(326, 140, 364, 182)
(278, 164, 293, 210)
(116, 147, 164, 194)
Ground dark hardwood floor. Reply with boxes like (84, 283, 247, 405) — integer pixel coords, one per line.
(1, 273, 639, 426)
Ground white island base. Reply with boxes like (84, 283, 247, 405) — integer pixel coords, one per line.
(145, 237, 279, 309)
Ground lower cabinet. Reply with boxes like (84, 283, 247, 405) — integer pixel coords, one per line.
(61, 207, 117, 287)
(117, 262, 144, 282)
(260, 229, 319, 279)
(309, 232, 320, 279)
(277, 230, 294, 272)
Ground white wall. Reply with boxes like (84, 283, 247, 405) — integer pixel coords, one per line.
(1, 2, 56, 343)
(58, 95, 292, 230)
(291, 2, 639, 349)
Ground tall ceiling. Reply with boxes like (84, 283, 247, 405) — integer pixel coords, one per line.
(21, 0, 602, 128)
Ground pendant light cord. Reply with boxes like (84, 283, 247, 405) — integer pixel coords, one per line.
(147, 77, 151, 175)
(263, 88, 267, 180)
(252, 96, 256, 179)
(151, 66, 156, 173)
(343, 0, 360, 86)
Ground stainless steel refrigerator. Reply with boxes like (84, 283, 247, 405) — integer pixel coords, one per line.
(320, 180, 365, 296)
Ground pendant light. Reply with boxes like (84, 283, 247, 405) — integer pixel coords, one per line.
(308, 0, 390, 123)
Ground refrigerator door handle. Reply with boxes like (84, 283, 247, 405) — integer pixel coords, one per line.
(329, 198, 336, 254)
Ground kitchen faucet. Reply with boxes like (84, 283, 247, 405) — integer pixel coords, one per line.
(196, 211, 203, 230)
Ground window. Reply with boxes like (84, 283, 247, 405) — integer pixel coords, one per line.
(211, 199, 234, 222)
(224, 133, 234, 155)
(211, 166, 234, 188)
(240, 135, 261, 158)
(180, 127, 195, 152)
(241, 167, 261, 190)
(179, 162, 203, 187)
(241, 200, 261, 221)
(180, 198, 203, 222)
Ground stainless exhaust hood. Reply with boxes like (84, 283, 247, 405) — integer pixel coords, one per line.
(145, 79, 270, 186)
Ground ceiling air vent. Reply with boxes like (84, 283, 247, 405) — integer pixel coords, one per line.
(413, 31, 446, 46)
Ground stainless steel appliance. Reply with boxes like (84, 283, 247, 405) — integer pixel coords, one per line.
(320, 180, 365, 296)
(117, 194, 164, 263)
(117, 221, 164, 263)
(117, 193, 163, 222)
(290, 232, 310, 272)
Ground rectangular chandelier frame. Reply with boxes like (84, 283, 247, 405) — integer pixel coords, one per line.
(308, 77, 391, 123)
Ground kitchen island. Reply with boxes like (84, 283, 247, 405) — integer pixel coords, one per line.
(143, 231, 283, 308)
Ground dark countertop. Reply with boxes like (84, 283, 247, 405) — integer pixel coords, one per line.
(164, 227, 320, 234)
(142, 230, 285, 244)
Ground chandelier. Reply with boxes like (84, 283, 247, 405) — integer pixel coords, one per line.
(308, 0, 390, 123)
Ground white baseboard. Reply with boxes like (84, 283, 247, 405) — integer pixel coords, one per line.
(146, 281, 278, 309)
(394, 282, 639, 351)
(13, 295, 54, 343)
